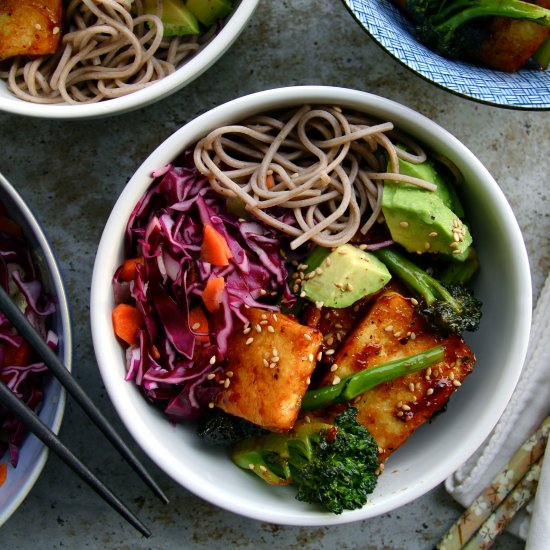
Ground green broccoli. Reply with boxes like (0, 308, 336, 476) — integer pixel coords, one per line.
(405, 0, 550, 57)
(373, 247, 482, 335)
(231, 406, 379, 514)
(196, 409, 267, 445)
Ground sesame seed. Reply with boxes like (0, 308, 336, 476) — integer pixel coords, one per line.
(259, 289, 267, 296)
(332, 376, 341, 385)
(411, 298, 419, 306)
(402, 404, 411, 411)
(454, 232, 460, 242)
(325, 348, 335, 356)
(330, 364, 339, 372)
(272, 348, 279, 356)
(293, 284, 300, 293)
(226, 371, 233, 377)
(255, 325, 262, 333)
(326, 335, 334, 346)
(400, 221, 409, 228)
(409, 383, 415, 392)
(449, 241, 458, 248)
(259, 465, 267, 472)
(269, 362, 277, 369)
(359, 244, 368, 250)
(263, 358, 269, 367)
(317, 351, 323, 361)
(261, 313, 267, 320)
(273, 314, 278, 323)
(207, 373, 216, 380)
(394, 331, 402, 338)
(191, 322, 201, 330)
(53, 26, 60, 34)
(452, 249, 462, 255)
(410, 332, 416, 340)
(397, 401, 403, 408)
(304, 333, 312, 341)
(453, 380, 462, 387)
(308, 353, 314, 362)
(334, 281, 344, 289)
(325, 257, 332, 267)
(332, 105, 342, 113)
(271, 356, 280, 363)
(424, 241, 431, 250)
(397, 411, 404, 417)
(224, 378, 231, 388)
(315, 301, 324, 309)
(427, 388, 434, 395)
(267, 325, 275, 333)
(316, 267, 324, 275)
(426, 367, 432, 376)
(300, 291, 306, 298)
(259, 319, 268, 325)
(385, 325, 394, 332)
(35, 23, 42, 30)
(346, 283, 354, 292)
(208, 402, 215, 408)
(248, 464, 255, 470)
(209, 356, 216, 365)
(429, 231, 438, 237)
(379, 463, 385, 472)
(243, 327, 251, 334)
(338, 249, 348, 255)
(245, 337, 254, 345)
(306, 377, 311, 385)
(449, 371, 455, 380)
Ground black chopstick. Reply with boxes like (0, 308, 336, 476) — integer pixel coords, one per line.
(0, 285, 168, 504)
(0, 380, 151, 537)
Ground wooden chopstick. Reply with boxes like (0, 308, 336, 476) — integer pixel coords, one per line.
(438, 415, 550, 549)
(0, 285, 168, 505)
(0, 380, 151, 537)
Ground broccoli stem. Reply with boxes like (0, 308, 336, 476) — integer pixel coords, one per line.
(301, 345, 444, 410)
(436, 0, 550, 33)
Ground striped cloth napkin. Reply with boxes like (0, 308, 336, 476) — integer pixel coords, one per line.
(445, 271, 550, 543)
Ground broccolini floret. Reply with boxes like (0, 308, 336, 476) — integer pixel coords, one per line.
(196, 409, 267, 445)
(231, 406, 379, 514)
(373, 247, 482, 335)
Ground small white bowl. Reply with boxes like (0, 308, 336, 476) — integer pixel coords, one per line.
(0, 173, 72, 526)
(90, 86, 532, 525)
(0, 1, 259, 120)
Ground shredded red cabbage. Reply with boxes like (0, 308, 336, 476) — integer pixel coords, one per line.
(113, 151, 295, 422)
(0, 211, 57, 467)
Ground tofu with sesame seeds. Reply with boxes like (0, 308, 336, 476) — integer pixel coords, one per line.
(0, 0, 62, 60)
(314, 291, 475, 461)
(216, 308, 323, 432)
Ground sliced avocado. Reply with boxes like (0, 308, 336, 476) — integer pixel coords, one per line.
(186, 0, 233, 26)
(144, 0, 200, 36)
(382, 155, 472, 261)
(301, 244, 391, 308)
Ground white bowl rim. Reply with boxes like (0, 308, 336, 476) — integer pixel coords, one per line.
(0, 172, 73, 526)
(90, 85, 532, 525)
(0, 0, 259, 120)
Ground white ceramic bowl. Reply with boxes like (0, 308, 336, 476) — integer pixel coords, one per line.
(0, 173, 72, 526)
(0, 0, 259, 120)
(90, 86, 532, 525)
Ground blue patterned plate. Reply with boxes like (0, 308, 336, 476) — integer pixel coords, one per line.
(343, 0, 550, 110)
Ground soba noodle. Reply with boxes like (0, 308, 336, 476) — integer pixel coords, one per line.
(0, 0, 212, 104)
(194, 105, 437, 250)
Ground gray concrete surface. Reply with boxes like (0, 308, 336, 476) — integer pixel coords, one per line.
(1, 1, 548, 548)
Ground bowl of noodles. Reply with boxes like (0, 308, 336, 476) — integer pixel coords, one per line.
(0, 0, 259, 119)
(0, 172, 72, 526)
(90, 86, 532, 524)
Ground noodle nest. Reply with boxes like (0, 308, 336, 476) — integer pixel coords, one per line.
(194, 105, 437, 250)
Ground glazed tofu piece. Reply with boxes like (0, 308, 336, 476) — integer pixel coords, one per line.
(0, 0, 63, 60)
(475, 1, 550, 72)
(216, 308, 323, 432)
(315, 291, 475, 461)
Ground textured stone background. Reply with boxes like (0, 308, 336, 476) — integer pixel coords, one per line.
(0, 1, 548, 548)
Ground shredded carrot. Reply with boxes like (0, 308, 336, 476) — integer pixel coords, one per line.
(151, 344, 161, 360)
(266, 173, 275, 189)
(202, 277, 225, 312)
(119, 257, 143, 281)
(0, 215, 23, 236)
(0, 463, 6, 487)
(200, 224, 233, 266)
(112, 303, 144, 346)
(189, 306, 210, 343)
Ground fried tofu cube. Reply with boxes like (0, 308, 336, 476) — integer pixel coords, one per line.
(0, 0, 63, 60)
(216, 308, 323, 432)
(476, 1, 550, 72)
(315, 291, 475, 461)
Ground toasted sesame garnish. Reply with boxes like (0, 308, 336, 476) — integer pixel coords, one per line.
(424, 241, 431, 250)
(315, 301, 324, 309)
(410, 298, 419, 306)
(332, 376, 341, 385)
(330, 364, 339, 372)
(452, 249, 463, 255)
(399, 221, 409, 228)
(449, 241, 458, 248)
(243, 326, 251, 335)
(53, 26, 60, 34)
(226, 371, 233, 377)
(267, 325, 275, 333)
(317, 351, 323, 361)
(255, 324, 262, 333)
(410, 332, 416, 340)
(308, 353, 314, 362)
(334, 281, 344, 289)
(208, 402, 215, 408)
(224, 378, 231, 388)
(453, 380, 462, 387)
(272, 347, 279, 356)
(358, 243, 368, 250)
(409, 382, 415, 392)
(325, 257, 332, 267)
(259, 289, 267, 296)
(401, 404, 411, 411)
(397, 411, 404, 417)
(426, 367, 432, 376)
(259, 465, 268, 472)
(207, 373, 216, 380)
(325, 348, 335, 356)
(209, 356, 216, 365)
(248, 463, 255, 470)
(384, 325, 394, 332)
(429, 231, 438, 237)
(427, 388, 434, 395)
(191, 322, 201, 330)
(245, 337, 254, 345)
(325, 335, 334, 346)
(300, 291, 306, 298)
(449, 371, 455, 380)
(346, 283, 354, 292)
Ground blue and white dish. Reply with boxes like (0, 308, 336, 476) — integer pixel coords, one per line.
(343, 0, 550, 110)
